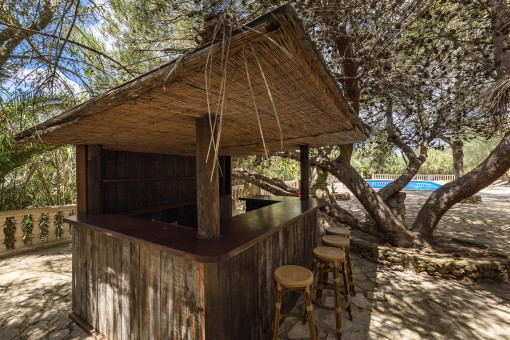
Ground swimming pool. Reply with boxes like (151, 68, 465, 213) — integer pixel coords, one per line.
(366, 180, 441, 191)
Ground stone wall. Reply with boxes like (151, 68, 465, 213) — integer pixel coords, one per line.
(460, 195, 482, 204)
(351, 238, 509, 282)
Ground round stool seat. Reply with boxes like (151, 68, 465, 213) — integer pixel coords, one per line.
(326, 226, 351, 237)
(313, 246, 345, 263)
(274, 265, 313, 287)
(322, 235, 350, 249)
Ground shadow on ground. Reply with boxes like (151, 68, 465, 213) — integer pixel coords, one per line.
(278, 253, 510, 340)
(339, 189, 510, 254)
(0, 245, 91, 340)
(1, 244, 510, 339)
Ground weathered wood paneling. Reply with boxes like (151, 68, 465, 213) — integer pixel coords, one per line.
(73, 225, 203, 340)
(76, 145, 87, 215)
(204, 211, 319, 339)
(87, 145, 103, 214)
(101, 150, 197, 215)
(100, 149, 231, 225)
(72, 209, 318, 339)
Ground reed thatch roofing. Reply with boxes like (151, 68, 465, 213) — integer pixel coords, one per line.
(16, 5, 367, 156)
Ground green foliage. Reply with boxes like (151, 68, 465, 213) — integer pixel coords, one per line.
(351, 142, 454, 176)
(39, 213, 49, 239)
(3, 217, 16, 250)
(0, 95, 77, 211)
(464, 133, 507, 173)
(21, 214, 34, 245)
(233, 155, 300, 182)
(55, 211, 64, 239)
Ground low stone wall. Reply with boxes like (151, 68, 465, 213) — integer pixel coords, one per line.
(333, 192, 350, 200)
(351, 238, 509, 282)
(460, 195, 482, 204)
(0, 205, 76, 258)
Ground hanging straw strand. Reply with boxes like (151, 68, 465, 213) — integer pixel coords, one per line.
(249, 43, 284, 149)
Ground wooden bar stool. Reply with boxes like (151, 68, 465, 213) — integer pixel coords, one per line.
(322, 235, 356, 296)
(312, 246, 352, 339)
(326, 226, 351, 238)
(273, 265, 318, 340)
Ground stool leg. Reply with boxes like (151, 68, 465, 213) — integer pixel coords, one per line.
(316, 262, 325, 304)
(341, 262, 353, 320)
(273, 283, 283, 340)
(346, 247, 356, 296)
(333, 262, 342, 339)
(305, 286, 317, 340)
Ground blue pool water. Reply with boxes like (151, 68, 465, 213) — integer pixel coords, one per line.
(366, 180, 441, 191)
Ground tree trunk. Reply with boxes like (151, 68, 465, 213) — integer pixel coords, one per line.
(315, 155, 422, 247)
(451, 138, 464, 178)
(491, 0, 510, 79)
(232, 170, 297, 196)
(378, 98, 429, 201)
(412, 130, 510, 240)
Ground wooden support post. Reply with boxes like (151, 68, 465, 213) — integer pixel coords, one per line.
(196, 117, 220, 238)
(76, 145, 87, 215)
(300, 145, 310, 200)
(87, 145, 103, 215)
(224, 156, 232, 196)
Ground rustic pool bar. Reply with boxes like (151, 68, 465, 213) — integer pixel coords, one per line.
(17, 5, 366, 339)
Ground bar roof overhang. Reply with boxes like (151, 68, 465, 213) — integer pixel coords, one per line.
(16, 5, 367, 156)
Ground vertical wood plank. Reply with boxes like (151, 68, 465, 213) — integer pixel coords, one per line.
(72, 226, 78, 315)
(172, 255, 183, 339)
(112, 237, 122, 340)
(160, 252, 173, 339)
(85, 229, 93, 327)
(79, 227, 88, 322)
(204, 263, 219, 339)
(87, 145, 103, 214)
(196, 116, 220, 238)
(121, 239, 131, 340)
(97, 233, 106, 336)
(218, 260, 232, 340)
(129, 242, 140, 340)
(102, 150, 117, 214)
(184, 259, 201, 339)
(149, 247, 161, 340)
(76, 145, 87, 215)
(75, 227, 83, 318)
(300, 144, 310, 200)
(139, 245, 150, 340)
(90, 230, 99, 330)
(105, 235, 113, 339)
(116, 151, 129, 213)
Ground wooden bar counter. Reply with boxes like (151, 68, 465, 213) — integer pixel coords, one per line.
(67, 196, 325, 340)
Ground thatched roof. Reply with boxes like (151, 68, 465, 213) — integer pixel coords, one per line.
(16, 5, 367, 156)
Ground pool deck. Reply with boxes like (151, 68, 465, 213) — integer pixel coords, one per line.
(336, 186, 510, 256)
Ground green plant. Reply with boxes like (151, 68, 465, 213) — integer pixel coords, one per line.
(21, 214, 34, 245)
(55, 211, 64, 239)
(39, 213, 50, 240)
(3, 217, 16, 249)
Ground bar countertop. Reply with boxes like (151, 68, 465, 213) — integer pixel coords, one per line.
(65, 196, 326, 263)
